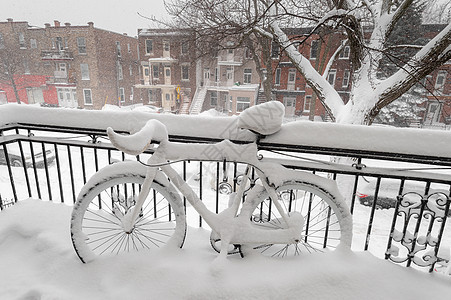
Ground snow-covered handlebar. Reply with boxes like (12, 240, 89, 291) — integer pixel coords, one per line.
(107, 119, 169, 156)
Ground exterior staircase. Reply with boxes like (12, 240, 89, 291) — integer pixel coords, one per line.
(189, 86, 207, 115)
(256, 89, 267, 105)
(179, 97, 191, 114)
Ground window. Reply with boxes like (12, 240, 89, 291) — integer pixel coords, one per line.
(210, 91, 218, 106)
(163, 40, 170, 52)
(83, 89, 92, 105)
(271, 41, 279, 58)
(153, 65, 159, 78)
(275, 68, 281, 85)
(58, 63, 67, 72)
(77, 37, 86, 54)
(148, 90, 155, 103)
(165, 68, 171, 77)
(116, 41, 121, 57)
(244, 48, 252, 59)
(18, 33, 26, 48)
(0, 33, 4, 49)
(339, 46, 350, 59)
(215, 67, 219, 82)
(144, 67, 149, 76)
(237, 97, 250, 112)
(227, 67, 233, 80)
(145, 39, 153, 54)
(244, 68, 252, 84)
(30, 39, 37, 49)
(127, 43, 131, 53)
(327, 69, 337, 86)
(118, 63, 123, 80)
(119, 87, 125, 102)
(130, 87, 134, 100)
(310, 40, 319, 59)
(342, 70, 350, 87)
(288, 69, 296, 83)
(181, 65, 189, 81)
(271, 41, 280, 58)
(26, 87, 44, 104)
(80, 64, 90, 80)
(181, 41, 189, 54)
(287, 68, 296, 89)
(435, 71, 447, 92)
(129, 65, 133, 76)
(54, 37, 63, 50)
(304, 95, 312, 112)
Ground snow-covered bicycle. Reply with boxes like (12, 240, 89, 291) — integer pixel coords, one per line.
(70, 101, 352, 263)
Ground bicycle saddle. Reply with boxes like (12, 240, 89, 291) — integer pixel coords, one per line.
(237, 101, 285, 136)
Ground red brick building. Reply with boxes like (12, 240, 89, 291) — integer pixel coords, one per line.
(0, 19, 140, 109)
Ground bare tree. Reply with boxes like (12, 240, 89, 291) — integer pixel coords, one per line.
(0, 45, 24, 104)
(162, 0, 450, 125)
(161, 0, 282, 102)
(267, 0, 451, 124)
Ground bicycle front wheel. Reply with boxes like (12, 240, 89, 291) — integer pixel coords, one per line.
(71, 166, 186, 263)
(248, 180, 352, 257)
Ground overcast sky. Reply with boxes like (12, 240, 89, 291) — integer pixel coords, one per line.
(0, 0, 168, 37)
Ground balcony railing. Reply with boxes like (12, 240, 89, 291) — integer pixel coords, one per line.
(41, 49, 74, 60)
(0, 105, 450, 273)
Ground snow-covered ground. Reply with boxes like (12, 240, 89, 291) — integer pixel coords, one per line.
(1, 104, 451, 298)
(0, 199, 450, 300)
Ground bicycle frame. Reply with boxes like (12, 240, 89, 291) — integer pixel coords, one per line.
(121, 138, 304, 254)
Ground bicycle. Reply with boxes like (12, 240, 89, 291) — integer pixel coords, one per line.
(70, 101, 353, 263)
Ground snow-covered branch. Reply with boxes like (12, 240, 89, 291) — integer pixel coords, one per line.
(373, 22, 451, 116)
(323, 41, 346, 79)
(270, 19, 344, 120)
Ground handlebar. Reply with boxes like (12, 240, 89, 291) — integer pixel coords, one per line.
(107, 119, 168, 156)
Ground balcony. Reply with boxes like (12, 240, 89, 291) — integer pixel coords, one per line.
(0, 104, 450, 274)
(41, 49, 74, 61)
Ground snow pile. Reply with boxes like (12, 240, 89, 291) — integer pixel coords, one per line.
(0, 200, 450, 299)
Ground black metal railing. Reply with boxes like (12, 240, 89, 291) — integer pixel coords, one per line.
(1, 120, 450, 273)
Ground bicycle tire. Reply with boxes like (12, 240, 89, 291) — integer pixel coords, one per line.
(244, 179, 352, 257)
(71, 162, 186, 263)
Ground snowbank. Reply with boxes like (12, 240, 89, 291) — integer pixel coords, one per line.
(0, 200, 450, 299)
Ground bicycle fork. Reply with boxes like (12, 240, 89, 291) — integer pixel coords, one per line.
(120, 153, 162, 234)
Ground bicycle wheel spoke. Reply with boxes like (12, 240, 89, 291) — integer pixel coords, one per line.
(71, 169, 186, 262)
(248, 181, 349, 258)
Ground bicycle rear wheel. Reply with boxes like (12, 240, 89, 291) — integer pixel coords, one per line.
(71, 166, 186, 263)
(247, 180, 352, 257)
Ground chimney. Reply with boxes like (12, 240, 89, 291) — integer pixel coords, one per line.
(45, 23, 51, 28)
(7, 18, 13, 22)
(54, 20, 60, 27)
(88, 22, 94, 28)
(65, 22, 71, 27)
(123, 33, 127, 36)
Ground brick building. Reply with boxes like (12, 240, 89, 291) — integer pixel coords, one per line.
(135, 29, 197, 112)
(423, 62, 451, 126)
(0, 19, 140, 109)
(267, 28, 353, 120)
(136, 29, 261, 114)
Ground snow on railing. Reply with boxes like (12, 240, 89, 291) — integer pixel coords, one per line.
(2, 104, 451, 161)
(0, 104, 450, 273)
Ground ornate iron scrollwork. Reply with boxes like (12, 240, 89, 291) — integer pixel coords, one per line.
(386, 190, 450, 272)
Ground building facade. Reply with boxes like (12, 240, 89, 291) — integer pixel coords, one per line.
(136, 29, 261, 115)
(0, 19, 140, 109)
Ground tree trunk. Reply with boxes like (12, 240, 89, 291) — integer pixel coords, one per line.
(10, 75, 21, 104)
